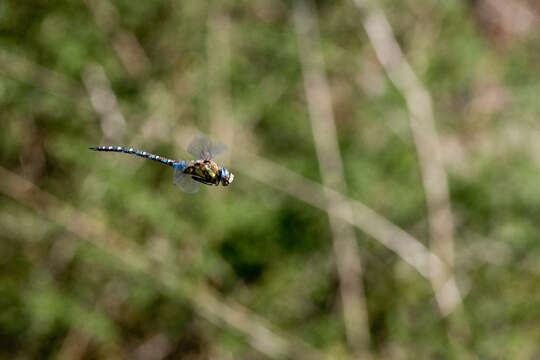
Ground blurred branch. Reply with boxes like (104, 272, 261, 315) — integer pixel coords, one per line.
(234, 146, 445, 280)
(85, 0, 151, 77)
(0, 167, 326, 360)
(56, 326, 93, 360)
(132, 333, 173, 360)
(293, 0, 370, 355)
(82, 64, 127, 143)
(351, 0, 461, 316)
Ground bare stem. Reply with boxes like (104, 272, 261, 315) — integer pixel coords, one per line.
(293, 0, 371, 355)
(351, 0, 461, 316)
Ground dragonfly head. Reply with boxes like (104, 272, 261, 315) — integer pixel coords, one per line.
(218, 167, 234, 187)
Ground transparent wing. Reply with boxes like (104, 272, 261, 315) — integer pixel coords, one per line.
(208, 142, 228, 158)
(187, 135, 228, 160)
(173, 167, 200, 193)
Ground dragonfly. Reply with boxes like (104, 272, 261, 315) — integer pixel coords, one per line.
(89, 135, 234, 193)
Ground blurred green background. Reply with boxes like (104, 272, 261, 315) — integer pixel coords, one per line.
(1, 0, 540, 358)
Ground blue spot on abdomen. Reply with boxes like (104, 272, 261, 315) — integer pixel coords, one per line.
(174, 160, 186, 170)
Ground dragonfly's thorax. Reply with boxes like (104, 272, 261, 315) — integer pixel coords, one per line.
(183, 159, 221, 185)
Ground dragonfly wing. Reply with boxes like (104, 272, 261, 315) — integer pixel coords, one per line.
(208, 143, 228, 159)
(187, 135, 211, 160)
(187, 135, 228, 160)
(173, 167, 201, 193)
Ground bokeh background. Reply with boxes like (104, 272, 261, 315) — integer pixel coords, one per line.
(1, 0, 540, 358)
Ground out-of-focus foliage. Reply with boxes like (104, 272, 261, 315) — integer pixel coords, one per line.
(1, 0, 540, 358)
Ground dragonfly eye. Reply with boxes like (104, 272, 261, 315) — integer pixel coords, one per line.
(218, 168, 234, 186)
(225, 172, 234, 186)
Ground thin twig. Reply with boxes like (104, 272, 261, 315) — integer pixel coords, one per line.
(293, 0, 371, 355)
(351, 0, 461, 316)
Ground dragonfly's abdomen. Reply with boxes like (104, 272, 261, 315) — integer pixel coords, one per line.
(90, 145, 180, 168)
